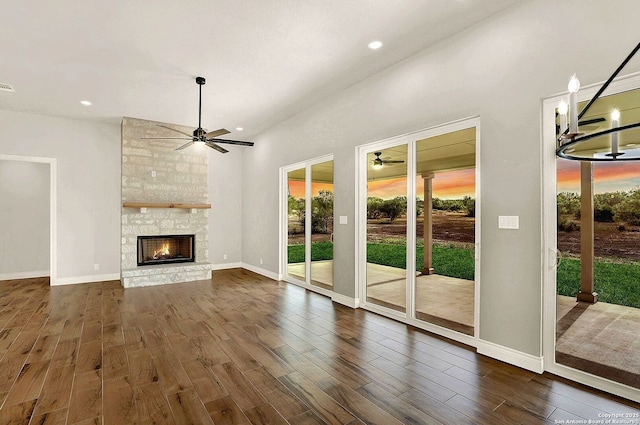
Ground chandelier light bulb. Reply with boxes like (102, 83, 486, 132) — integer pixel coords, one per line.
(568, 74, 581, 93)
(611, 108, 621, 121)
(558, 100, 568, 116)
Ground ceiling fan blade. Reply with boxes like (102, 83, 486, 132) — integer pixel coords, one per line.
(141, 137, 191, 140)
(578, 117, 606, 126)
(382, 160, 405, 164)
(157, 124, 193, 137)
(204, 128, 231, 138)
(205, 141, 229, 154)
(175, 141, 193, 151)
(208, 138, 254, 146)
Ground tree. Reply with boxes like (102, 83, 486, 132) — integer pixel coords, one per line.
(462, 196, 475, 217)
(416, 198, 424, 217)
(380, 197, 407, 223)
(614, 189, 640, 225)
(367, 197, 385, 219)
(557, 192, 580, 218)
(312, 190, 333, 233)
(594, 192, 625, 222)
(288, 196, 305, 229)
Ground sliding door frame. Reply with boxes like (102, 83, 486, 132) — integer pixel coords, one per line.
(356, 117, 481, 347)
(542, 72, 640, 403)
(279, 154, 334, 298)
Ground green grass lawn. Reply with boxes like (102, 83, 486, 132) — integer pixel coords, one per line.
(289, 242, 640, 309)
(557, 258, 640, 309)
(288, 242, 474, 280)
(288, 242, 333, 263)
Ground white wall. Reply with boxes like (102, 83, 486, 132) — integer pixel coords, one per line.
(0, 110, 121, 284)
(240, 0, 640, 359)
(0, 160, 49, 278)
(208, 148, 243, 266)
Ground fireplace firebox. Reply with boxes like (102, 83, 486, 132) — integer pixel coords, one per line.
(137, 234, 195, 266)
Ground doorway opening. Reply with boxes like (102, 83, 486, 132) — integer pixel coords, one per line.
(0, 155, 56, 285)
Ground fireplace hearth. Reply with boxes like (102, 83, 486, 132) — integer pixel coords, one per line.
(137, 234, 195, 266)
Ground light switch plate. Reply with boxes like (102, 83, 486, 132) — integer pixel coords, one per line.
(498, 215, 519, 229)
(339, 216, 348, 225)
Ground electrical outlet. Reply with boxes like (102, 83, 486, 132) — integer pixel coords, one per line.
(94, 264, 100, 271)
(151, 170, 156, 177)
(260, 258, 263, 265)
(223, 254, 227, 260)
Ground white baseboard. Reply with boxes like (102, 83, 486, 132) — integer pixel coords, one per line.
(331, 293, 359, 308)
(240, 263, 280, 281)
(52, 273, 121, 286)
(477, 339, 544, 373)
(0, 270, 49, 281)
(210, 262, 243, 271)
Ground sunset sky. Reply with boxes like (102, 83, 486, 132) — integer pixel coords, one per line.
(289, 168, 476, 200)
(288, 181, 333, 199)
(557, 159, 640, 194)
(289, 162, 640, 200)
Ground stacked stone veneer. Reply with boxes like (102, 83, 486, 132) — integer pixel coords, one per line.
(120, 117, 211, 287)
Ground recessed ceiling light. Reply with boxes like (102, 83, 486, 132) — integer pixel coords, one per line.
(80, 100, 92, 106)
(235, 127, 243, 131)
(368, 40, 383, 50)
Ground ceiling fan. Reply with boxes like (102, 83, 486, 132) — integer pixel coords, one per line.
(142, 76, 254, 153)
(372, 151, 405, 168)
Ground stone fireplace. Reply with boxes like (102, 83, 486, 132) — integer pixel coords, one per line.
(120, 117, 212, 288)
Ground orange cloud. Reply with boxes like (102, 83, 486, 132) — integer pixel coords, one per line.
(431, 169, 476, 199)
(367, 169, 476, 200)
(288, 181, 335, 198)
(557, 159, 640, 193)
(367, 179, 407, 199)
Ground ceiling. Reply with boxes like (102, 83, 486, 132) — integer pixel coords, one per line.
(0, 0, 523, 139)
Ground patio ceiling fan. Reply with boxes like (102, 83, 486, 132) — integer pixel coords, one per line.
(142, 76, 254, 154)
(372, 151, 405, 168)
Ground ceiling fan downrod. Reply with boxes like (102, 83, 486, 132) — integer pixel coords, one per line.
(195, 76, 205, 139)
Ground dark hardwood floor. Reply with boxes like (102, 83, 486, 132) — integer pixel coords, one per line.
(0, 268, 638, 424)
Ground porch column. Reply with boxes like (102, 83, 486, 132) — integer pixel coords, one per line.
(578, 161, 598, 303)
(422, 173, 435, 275)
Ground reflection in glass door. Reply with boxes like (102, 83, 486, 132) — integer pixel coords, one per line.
(286, 168, 306, 282)
(310, 161, 334, 290)
(365, 146, 408, 312)
(414, 128, 476, 335)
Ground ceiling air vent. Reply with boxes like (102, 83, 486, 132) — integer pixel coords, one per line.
(0, 83, 15, 92)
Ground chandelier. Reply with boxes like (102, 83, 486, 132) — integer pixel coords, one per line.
(556, 41, 640, 161)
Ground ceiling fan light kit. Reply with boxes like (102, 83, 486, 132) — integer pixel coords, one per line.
(141, 76, 254, 154)
(556, 41, 640, 161)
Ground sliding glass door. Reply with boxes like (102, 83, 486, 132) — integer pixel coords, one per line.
(310, 161, 334, 290)
(414, 128, 476, 336)
(286, 167, 306, 282)
(360, 119, 479, 340)
(283, 156, 334, 292)
(365, 146, 408, 313)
